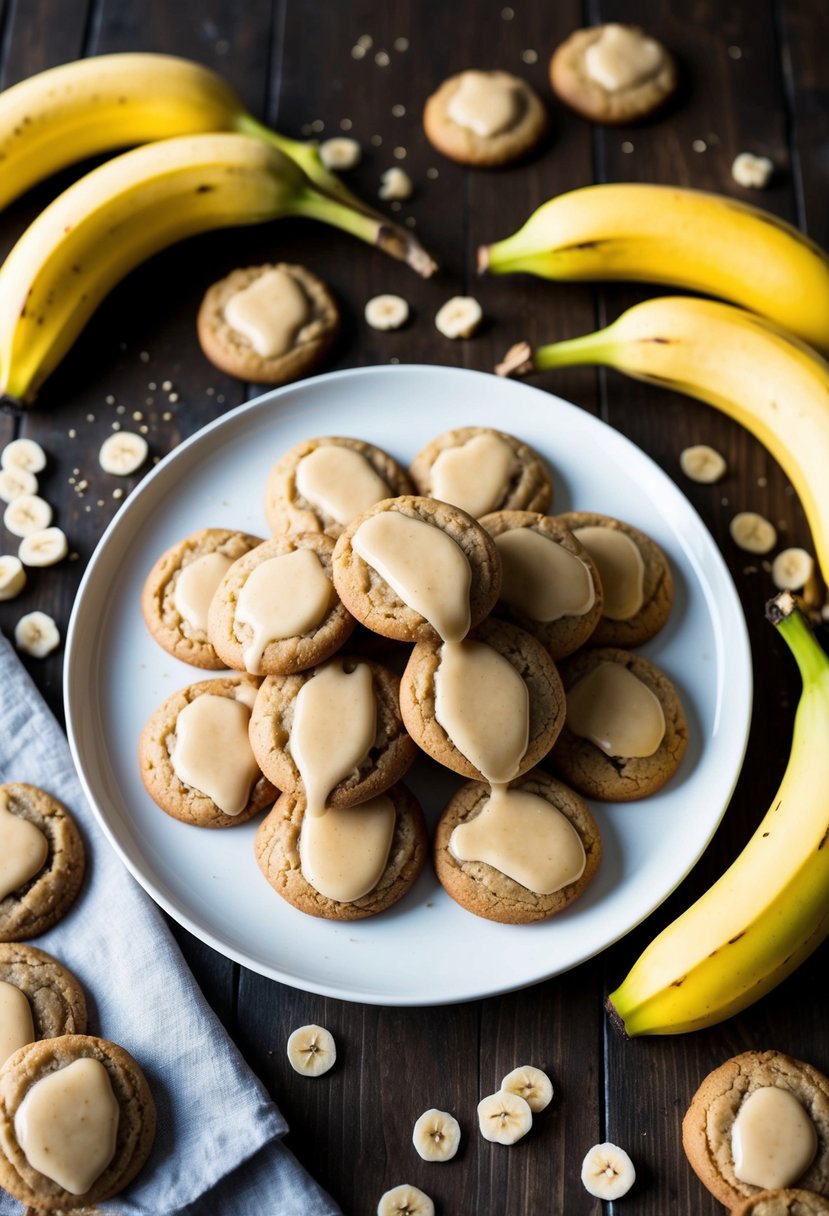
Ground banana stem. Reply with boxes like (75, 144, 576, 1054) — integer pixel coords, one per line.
(289, 188, 437, 277)
(766, 591, 829, 686)
(495, 331, 614, 378)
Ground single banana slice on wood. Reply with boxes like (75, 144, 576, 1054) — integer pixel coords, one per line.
(319, 137, 362, 170)
(379, 167, 413, 201)
(286, 1024, 337, 1076)
(500, 1065, 554, 1114)
(18, 526, 68, 568)
(3, 493, 53, 537)
(1, 438, 47, 474)
(580, 1142, 636, 1199)
(376, 1183, 435, 1216)
(412, 1108, 461, 1162)
(0, 555, 26, 600)
(730, 510, 777, 554)
(679, 443, 727, 484)
(0, 466, 38, 502)
(365, 294, 410, 331)
(14, 610, 60, 657)
(435, 296, 483, 339)
(99, 431, 149, 475)
(771, 547, 815, 592)
(477, 1089, 532, 1144)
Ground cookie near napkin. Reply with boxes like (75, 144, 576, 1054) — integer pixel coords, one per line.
(0, 630, 341, 1216)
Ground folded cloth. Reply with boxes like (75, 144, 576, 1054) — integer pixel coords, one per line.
(0, 631, 341, 1216)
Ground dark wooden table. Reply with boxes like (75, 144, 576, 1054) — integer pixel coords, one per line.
(1, 2, 827, 1212)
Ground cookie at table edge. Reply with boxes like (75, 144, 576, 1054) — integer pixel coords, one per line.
(0, 784, 85, 943)
(0, 943, 87, 1044)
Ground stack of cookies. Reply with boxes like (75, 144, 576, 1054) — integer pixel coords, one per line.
(138, 425, 688, 926)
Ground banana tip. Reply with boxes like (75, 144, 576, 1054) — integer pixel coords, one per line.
(604, 997, 631, 1039)
(494, 341, 534, 379)
(766, 590, 798, 625)
(477, 245, 490, 274)
(0, 393, 27, 415)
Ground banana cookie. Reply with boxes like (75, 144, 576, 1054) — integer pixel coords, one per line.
(263, 435, 414, 538)
(479, 510, 604, 659)
(249, 656, 417, 811)
(0, 784, 85, 943)
(255, 782, 428, 921)
(423, 69, 549, 167)
(207, 532, 356, 676)
(0, 1033, 156, 1209)
(0, 945, 86, 1066)
(332, 495, 501, 644)
(549, 24, 678, 125)
(733, 1191, 829, 1216)
(548, 647, 687, 801)
(409, 427, 553, 519)
(139, 675, 277, 828)
(197, 262, 340, 385)
(399, 617, 565, 782)
(433, 769, 601, 924)
(140, 527, 263, 668)
(682, 1051, 829, 1209)
(553, 510, 673, 647)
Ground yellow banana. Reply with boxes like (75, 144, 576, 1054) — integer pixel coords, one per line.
(605, 593, 829, 1035)
(479, 183, 829, 355)
(0, 132, 434, 407)
(496, 295, 829, 582)
(0, 52, 416, 243)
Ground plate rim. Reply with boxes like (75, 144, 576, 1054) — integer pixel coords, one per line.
(64, 362, 753, 1006)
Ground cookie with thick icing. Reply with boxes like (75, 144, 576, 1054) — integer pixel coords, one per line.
(549, 24, 678, 124)
(0, 945, 86, 1064)
(423, 70, 548, 166)
(0, 785, 85, 943)
(409, 427, 552, 519)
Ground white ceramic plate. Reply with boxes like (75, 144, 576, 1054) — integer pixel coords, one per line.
(65, 364, 751, 1006)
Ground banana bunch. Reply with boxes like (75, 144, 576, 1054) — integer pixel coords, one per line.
(606, 593, 829, 1035)
(0, 53, 436, 406)
(496, 295, 829, 583)
(479, 183, 829, 355)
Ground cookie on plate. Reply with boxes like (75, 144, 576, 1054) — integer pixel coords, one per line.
(423, 69, 548, 167)
(433, 768, 601, 924)
(400, 617, 565, 782)
(479, 510, 604, 659)
(409, 427, 553, 519)
(255, 782, 428, 921)
(553, 510, 673, 647)
(263, 435, 414, 538)
(548, 646, 687, 801)
(139, 675, 277, 828)
(197, 263, 340, 385)
(682, 1051, 829, 1209)
(732, 1191, 829, 1216)
(249, 656, 417, 811)
(140, 527, 263, 669)
(0, 945, 87, 1066)
(549, 24, 678, 124)
(207, 533, 356, 676)
(0, 784, 85, 943)
(0, 1033, 156, 1210)
(332, 495, 501, 644)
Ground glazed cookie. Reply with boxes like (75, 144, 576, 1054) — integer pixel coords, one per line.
(249, 656, 417, 811)
(263, 435, 414, 538)
(433, 768, 601, 924)
(196, 262, 340, 385)
(332, 495, 501, 644)
(423, 69, 548, 166)
(733, 1191, 829, 1216)
(549, 647, 687, 801)
(0, 1033, 156, 1210)
(140, 527, 263, 668)
(682, 1051, 829, 1209)
(399, 617, 566, 782)
(0, 785, 85, 943)
(479, 510, 604, 659)
(255, 782, 428, 921)
(409, 427, 553, 519)
(139, 675, 277, 828)
(207, 532, 356, 676)
(553, 511, 673, 647)
(549, 24, 678, 124)
(0, 945, 87, 1066)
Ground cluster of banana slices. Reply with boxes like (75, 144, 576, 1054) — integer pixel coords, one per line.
(364, 292, 483, 338)
(1, 429, 149, 657)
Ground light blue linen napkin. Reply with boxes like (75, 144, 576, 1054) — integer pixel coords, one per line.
(0, 630, 341, 1216)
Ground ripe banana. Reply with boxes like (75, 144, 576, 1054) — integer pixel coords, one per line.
(0, 51, 399, 228)
(496, 295, 829, 583)
(0, 132, 434, 406)
(604, 592, 829, 1035)
(478, 183, 829, 355)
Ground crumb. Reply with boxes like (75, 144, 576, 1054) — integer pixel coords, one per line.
(621, 141, 634, 153)
(521, 49, 538, 64)
(732, 151, 774, 188)
(375, 50, 390, 67)
(393, 36, 409, 51)
(692, 139, 707, 152)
